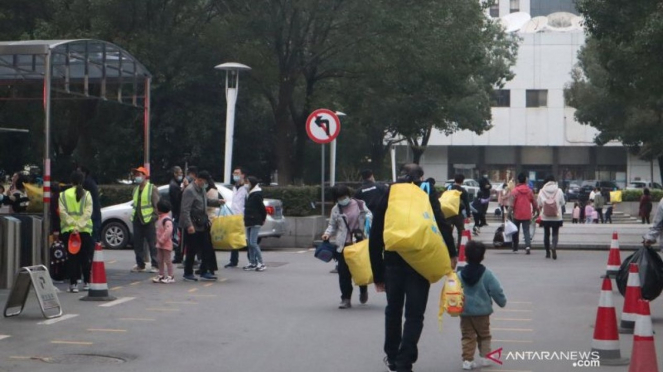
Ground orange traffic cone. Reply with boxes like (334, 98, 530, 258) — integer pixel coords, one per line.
(628, 299, 659, 372)
(591, 277, 629, 365)
(619, 263, 641, 334)
(604, 232, 622, 279)
(456, 229, 470, 271)
(80, 243, 116, 302)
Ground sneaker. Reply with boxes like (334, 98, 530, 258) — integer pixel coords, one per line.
(159, 276, 174, 283)
(255, 264, 266, 272)
(526, 247, 531, 255)
(472, 227, 479, 236)
(200, 272, 218, 281)
(149, 266, 159, 273)
(360, 291, 368, 304)
(478, 357, 492, 367)
(82, 283, 90, 291)
(152, 275, 164, 283)
(183, 274, 198, 282)
(338, 299, 351, 309)
(68, 284, 79, 293)
(462, 360, 476, 370)
(224, 263, 238, 268)
(243, 264, 257, 271)
(130, 265, 146, 273)
(383, 356, 396, 372)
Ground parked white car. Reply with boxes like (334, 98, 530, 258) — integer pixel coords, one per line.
(101, 183, 286, 249)
(626, 181, 662, 190)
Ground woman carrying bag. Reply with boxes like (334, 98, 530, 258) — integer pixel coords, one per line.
(321, 184, 372, 309)
(59, 171, 94, 293)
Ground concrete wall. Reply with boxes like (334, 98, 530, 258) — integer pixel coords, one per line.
(261, 216, 327, 249)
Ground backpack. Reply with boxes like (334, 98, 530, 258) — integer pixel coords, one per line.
(542, 190, 559, 217)
(440, 271, 464, 318)
(314, 240, 337, 263)
(49, 240, 68, 282)
(493, 225, 505, 247)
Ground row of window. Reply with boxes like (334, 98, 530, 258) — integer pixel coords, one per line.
(489, 0, 520, 17)
(491, 89, 548, 107)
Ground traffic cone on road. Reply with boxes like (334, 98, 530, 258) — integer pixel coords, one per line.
(619, 263, 641, 334)
(628, 299, 659, 372)
(80, 243, 116, 302)
(591, 277, 629, 365)
(604, 232, 622, 279)
(456, 229, 470, 271)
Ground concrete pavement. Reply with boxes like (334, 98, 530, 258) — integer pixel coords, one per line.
(0, 248, 662, 372)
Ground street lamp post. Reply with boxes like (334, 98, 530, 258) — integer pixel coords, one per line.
(214, 62, 251, 185)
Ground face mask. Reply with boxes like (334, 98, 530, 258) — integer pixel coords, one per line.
(203, 183, 209, 190)
(186, 176, 193, 183)
(338, 198, 350, 207)
(134, 176, 144, 184)
(176, 176, 183, 182)
(233, 175, 241, 182)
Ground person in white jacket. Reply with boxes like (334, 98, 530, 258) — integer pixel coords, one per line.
(537, 175, 566, 260)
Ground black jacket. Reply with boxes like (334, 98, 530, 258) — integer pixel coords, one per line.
(83, 175, 101, 221)
(354, 181, 388, 213)
(169, 178, 183, 218)
(369, 181, 458, 284)
(450, 184, 471, 216)
(244, 187, 267, 227)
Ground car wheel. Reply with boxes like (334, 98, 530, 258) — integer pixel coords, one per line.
(102, 221, 129, 249)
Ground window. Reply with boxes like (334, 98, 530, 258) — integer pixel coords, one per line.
(510, 0, 520, 13)
(526, 90, 548, 107)
(489, 2, 499, 17)
(491, 89, 510, 107)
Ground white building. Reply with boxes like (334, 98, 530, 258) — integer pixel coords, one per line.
(400, 4, 661, 187)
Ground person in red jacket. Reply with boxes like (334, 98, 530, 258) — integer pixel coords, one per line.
(510, 173, 538, 254)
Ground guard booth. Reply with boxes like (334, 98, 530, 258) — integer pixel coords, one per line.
(0, 40, 152, 288)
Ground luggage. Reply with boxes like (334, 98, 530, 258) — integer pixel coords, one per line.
(211, 206, 247, 250)
(610, 190, 622, 203)
(439, 189, 461, 218)
(314, 240, 337, 263)
(493, 225, 505, 247)
(49, 240, 68, 282)
(616, 246, 663, 300)
(343, 240, 373, 286)
(439, 271, 464, 320)
(384, 183, 452, 283)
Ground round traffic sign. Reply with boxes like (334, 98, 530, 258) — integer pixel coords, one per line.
(306, 109, 341, 144)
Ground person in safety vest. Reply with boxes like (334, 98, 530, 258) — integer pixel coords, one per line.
(59, 171, 94, 293)
(369, 163, 458, 372)
(130, 166, 160, 273)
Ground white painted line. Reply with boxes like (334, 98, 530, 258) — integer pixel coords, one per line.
(99, 297, 135, 308)
(0, 335, 11, 341)
(296, 250, 308, 254)
(38, 314, 79, 325)
(51, 340, 93, 345)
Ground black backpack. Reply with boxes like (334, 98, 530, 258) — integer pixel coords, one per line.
(493, 225, 505, 247)
(49, 240, 68, 281)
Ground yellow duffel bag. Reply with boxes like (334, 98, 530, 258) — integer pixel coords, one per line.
(343, 240, 373, 286)
(24, 183, 43, 213)
(384, 183, 452, 283)
(439, 189, 461, 218)
(610, 190, 622, 203)
(210, 206, 247, 250)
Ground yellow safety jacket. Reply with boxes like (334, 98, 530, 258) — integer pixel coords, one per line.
(132, 182, 155, 223)
(59, 188, 93, 234)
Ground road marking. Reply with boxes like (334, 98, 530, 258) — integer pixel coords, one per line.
(9, 356, 33, 360)
(110, 286, 123, 291)
(130, 281, 141, 286)
(165, 301, 198, 305)
(219, 278, 228, 283)
(38, 314, 79, 325)
(107, 260, 117, 264)
(493, 339, 534, 343)
(493, 318, 532, 321)
(99, 297, 135, 308)
(203, 283, 213, 287)
(493, 328, 533, 332)
(146, 308, 179, 312)
(296, 250, 308, 254)
(191, 294, 217, 297)
(87, 328, 127, 333)
(119, 318, 155, 321)
(188, 288, 198, 293)
(0, 335, 10, 341)
(308, 248, 315, 251)
(51, 340, 93, 345)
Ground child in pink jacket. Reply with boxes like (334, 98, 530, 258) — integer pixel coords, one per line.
(154, 199, 175, 283)
(584, 202, 594, 224)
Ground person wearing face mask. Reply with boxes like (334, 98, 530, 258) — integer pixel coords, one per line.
(169, 166, 185, 263)
(322, 184, 373, 309)
(129, 166, 160, 273)
(224, 166, 250, 268)
(243, 176, 267, 271)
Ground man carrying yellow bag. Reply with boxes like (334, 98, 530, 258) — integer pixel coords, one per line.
(211, 205, 247, 250)
(370, 164, 457, 372)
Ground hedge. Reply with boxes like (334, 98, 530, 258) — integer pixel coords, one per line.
(99, 184, 134, 207)
(621, 189, 663, 202)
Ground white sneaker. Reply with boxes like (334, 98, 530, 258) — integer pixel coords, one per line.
(130, 265, 146, 273)
(68, 284, 79, 293)
(82, 283, 90, 291)
(149, 267, 159, 273)
(152, 275, 164, 283)
(478, 357, 492, 367)
(462, 360, 476, 370)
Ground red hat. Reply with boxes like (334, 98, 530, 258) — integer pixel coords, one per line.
(131, 166, 150, 177)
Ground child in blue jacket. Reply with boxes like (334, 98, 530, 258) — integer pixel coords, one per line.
(458, 241, 507, 370)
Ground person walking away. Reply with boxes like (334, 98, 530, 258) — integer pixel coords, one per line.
(59, 171, 94, 292)
(471, 192, 489, 236)
(510, 173, 537, 254)
(572, 203, 580, 223)
(130, 166, 160, 273)
(243, 176, 268, 272)
(153, 199, 175, 283)
(169, 166, 185, 263)
(584, 201, 594, 224)
(639, 188, 653, 224)
(370, 163, 458, 372)
(477, 174, 492, 227)
(458, 241, 507, 370)
(322, 184, 372, 308)
(77, 166, 102, 243)
(605, 203, 613, 224)
(224, 167, 249, 268)
(593, 188, 605, 223)
(643, 198, 663, 252)
(537, 175, 565, 260)
(180, 170, 222, 282)
(446, 174, 471, 248)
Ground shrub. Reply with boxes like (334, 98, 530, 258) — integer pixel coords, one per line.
(99, 185, 134, 207)
(622, 189, 663, 202)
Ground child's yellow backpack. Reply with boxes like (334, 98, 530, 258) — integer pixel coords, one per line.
(438, 271, 464, 329)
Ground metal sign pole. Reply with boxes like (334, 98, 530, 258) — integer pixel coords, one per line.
(321, 144, 326, 217)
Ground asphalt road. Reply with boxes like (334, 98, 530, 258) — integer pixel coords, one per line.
(0, 248, 662, 372)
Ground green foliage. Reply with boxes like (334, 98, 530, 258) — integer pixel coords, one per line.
(621, 189, 663, 202)
(98, 184, 134, 207)
(262, 186, 321, 217)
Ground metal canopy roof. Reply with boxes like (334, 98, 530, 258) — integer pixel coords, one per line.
(0, 39, 151, 82)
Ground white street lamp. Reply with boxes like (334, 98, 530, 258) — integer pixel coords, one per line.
(215, 62, 251, 185)
(331, 111, 346, 186)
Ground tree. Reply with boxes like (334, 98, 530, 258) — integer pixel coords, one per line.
(567, 0, 663, 182)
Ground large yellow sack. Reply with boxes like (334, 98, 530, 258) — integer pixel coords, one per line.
(343, 240, 373, 286)
(23, 183, 43, 213)
(384, 183, 452, 283)
(210, 215, 247, 250)
(610, 190, 622, 203)
(439, 189, 461, 218)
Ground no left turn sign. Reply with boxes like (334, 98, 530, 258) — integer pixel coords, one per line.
(306, 109, 341, 144)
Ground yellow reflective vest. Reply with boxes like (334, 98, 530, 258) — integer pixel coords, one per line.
(132, 182, 155, 223)
(59, 187, 93, 234)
